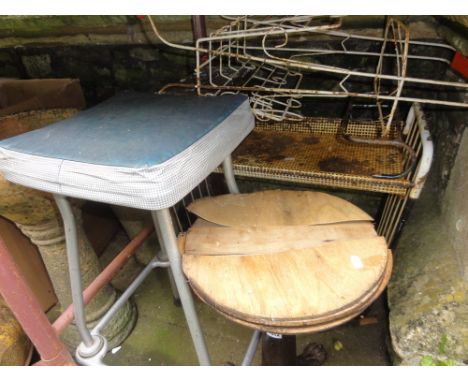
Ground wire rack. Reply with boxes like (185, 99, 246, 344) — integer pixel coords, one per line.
(194, 16, 341, 121)
(152, 15, 467, 125)
(212, 103, 432, 244)
(377, 103, 433, 244)
(149, 16, 447, 244)
(226, 116, 410, 195)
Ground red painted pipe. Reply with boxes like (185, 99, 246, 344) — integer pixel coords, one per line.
(52, 224, 154, 334)
(0, 236, 75, 365)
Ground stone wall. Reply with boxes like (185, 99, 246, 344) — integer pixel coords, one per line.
(0, 16, 214, 48)
(438, 16, 468, 55)
(0, 44, 194, 106)
(0, 15, 458, 108)
(0, 16, 448, 49)
(0, 16, 203, 105)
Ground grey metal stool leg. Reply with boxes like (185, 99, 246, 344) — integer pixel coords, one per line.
(151, 208, 211, 365)
(153, 217, 181, 305)
(223, 155, 240, 194)
(241, 330, 261, 366)
(165, 262, 181, 306)
(54, 195, 106, 362)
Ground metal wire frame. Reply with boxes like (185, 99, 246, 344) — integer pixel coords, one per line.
(232, 16, 455, 65)
(377, 103, 433, 245)
(208, 15, 343, 39)
(147, 15, 468, 124)
(373, 18, 409, 137)
(221, 16, 465, 92)
(149, 15, 341, 121)
(206, 103, 431, 244)
(194, 16, 339, 120)
(253, 17, 465, 119)
(202, 57, 305, 121)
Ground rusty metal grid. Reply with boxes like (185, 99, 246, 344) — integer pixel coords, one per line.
(223, 117, 411, 195)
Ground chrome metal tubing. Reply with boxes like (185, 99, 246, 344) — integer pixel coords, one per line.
(151, 208, 211, 365)
(223, 155, 240, 194)
(53, 194, 94, 348)
(153, 216, 181, 303)
(92, 255, 168, 336)
(241, 330, 261, 366)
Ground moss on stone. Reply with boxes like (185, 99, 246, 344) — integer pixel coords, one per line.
(21, 54, 51, 77)
(0, 64, 20, 78)
(0, 16, 130, 38)
(129, 47, 160, 62)
(113, 65, 148, 86)
(0, 50, 13, 62)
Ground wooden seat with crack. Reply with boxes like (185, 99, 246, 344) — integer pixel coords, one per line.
(178, 189, 393, 364)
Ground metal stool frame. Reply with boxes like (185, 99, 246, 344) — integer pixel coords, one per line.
(52, 156, 240, 366)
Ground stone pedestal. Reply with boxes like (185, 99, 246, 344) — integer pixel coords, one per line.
(112, 206, 160, 265)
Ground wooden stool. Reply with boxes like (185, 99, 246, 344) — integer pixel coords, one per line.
(180, 190, 393, 365)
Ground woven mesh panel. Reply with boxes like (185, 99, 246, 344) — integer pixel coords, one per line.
(223, 117, 411, 195)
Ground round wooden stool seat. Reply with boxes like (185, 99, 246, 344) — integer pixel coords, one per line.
(181, 190, 392, 334)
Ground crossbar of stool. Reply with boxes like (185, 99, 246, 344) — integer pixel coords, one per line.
(54, 198, 212, 365)
(92, 256, 169, 336)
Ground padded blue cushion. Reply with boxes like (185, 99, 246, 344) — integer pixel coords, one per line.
(0, 92, 249, 168)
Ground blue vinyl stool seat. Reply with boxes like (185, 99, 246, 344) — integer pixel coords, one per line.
(0, 92, 253, 210)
